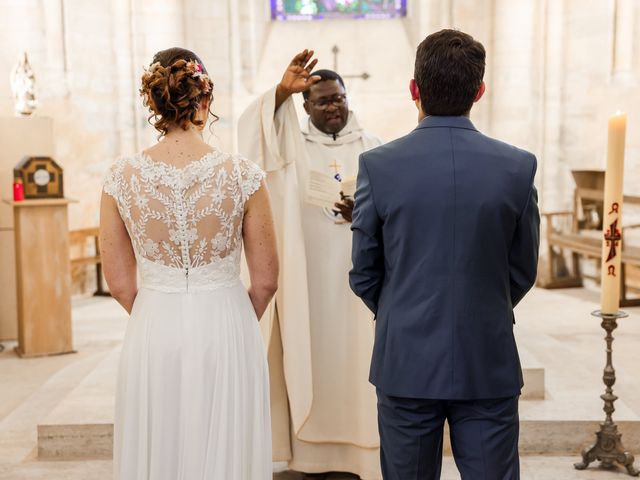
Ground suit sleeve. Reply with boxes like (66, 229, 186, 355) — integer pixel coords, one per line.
(509, 157, 541, 308)
(349, 154, 384, 315)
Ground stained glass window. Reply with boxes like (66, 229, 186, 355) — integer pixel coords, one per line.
(271, 0, 407, 20)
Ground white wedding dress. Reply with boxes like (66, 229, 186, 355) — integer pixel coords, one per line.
(103, 150, 272, 480)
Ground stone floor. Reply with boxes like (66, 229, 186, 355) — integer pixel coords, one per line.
(0, 456, 636, 479)
(0, 287, 639, 479)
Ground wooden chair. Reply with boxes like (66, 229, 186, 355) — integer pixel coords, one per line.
(539, 170, 640, 306)
(69, 227, 109, 296)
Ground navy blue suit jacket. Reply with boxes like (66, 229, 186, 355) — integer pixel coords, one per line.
(349, 116, 540, 400)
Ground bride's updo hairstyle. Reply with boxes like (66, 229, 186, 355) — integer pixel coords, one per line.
(140, 47, 217, 136)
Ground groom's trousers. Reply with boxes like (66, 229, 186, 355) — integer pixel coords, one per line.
(376, 391, 520, 480)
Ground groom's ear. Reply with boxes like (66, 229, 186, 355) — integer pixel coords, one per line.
(474, 81, 486, 103)
(409, 79, 420, 101)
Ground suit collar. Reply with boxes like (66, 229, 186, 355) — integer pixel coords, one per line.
(415, 115, 478, 132)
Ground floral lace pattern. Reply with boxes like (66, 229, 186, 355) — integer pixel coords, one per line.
(103, 150, 265, 292)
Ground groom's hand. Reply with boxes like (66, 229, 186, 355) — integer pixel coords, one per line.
(333, 195, 354, 223)
(275, 49, 321, 111)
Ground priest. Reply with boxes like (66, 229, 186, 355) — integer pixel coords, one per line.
(238, 49, 382, 479)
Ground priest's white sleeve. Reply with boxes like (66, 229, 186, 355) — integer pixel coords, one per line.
(237, 86, 315, 446)
(237, 86, 305, 172)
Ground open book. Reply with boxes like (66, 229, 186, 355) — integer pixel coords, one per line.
(305, 170, 356, 209)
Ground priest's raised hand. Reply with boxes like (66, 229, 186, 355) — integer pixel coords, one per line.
(275, 49, 321, 111)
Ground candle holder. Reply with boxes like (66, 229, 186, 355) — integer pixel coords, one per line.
(574, 310, 639, 476)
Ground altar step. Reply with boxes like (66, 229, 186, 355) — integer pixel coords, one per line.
(519, 346, 545, 401)
(40, 417, 640, 461)
(37, 346, 118, 460)
(37, 343, 639, 461)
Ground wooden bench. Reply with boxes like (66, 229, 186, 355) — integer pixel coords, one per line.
(69, 227, 109, 296)
(539, 170, 640, 306)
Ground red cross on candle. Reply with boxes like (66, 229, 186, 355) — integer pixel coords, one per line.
(604, 219, 622, 262)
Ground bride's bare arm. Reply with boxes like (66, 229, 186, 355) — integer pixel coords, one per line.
(243, 180, 278, 320)
(100, 192, 138, 314)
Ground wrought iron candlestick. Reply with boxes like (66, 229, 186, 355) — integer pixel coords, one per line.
(574, 310, 639, 476)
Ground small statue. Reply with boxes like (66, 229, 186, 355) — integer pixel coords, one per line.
(10, 52, 37, 116)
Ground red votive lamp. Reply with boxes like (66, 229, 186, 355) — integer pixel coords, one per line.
(13, 179, 25, 201)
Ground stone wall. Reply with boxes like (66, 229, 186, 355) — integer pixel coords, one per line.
(0, 0, 269, 232)
(1, 0, 638, 229)
(246, 17, 417, 144)
(405, 0, 640, 213)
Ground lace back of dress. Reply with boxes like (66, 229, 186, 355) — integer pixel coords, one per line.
(104, 151, 265, 292)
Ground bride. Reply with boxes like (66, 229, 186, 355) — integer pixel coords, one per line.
(100, 47, 277, 480)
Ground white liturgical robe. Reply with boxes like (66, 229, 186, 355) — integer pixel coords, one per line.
(238, 86, 382, 479)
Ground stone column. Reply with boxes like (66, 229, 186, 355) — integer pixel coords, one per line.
(111, 0, 138, 155)
(447, 0, 495, 132)
(403, 0, 453, 47)
(227, 0, 244, 152)
(131, 0, 186, 147)
(239, 0, 270, 93)
(182, 0, 234, 151)
(488, 0, 538, 152)
(537, 0, 567, 211)
(42, 0, 69, 98)
(612, 0, 637, 84)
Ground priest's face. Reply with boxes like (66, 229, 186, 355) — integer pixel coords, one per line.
(304, 80, 349, 135)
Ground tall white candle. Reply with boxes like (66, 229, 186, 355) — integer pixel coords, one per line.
(601, 111, 627, 314)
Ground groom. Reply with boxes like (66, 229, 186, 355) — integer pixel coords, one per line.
(349, 29, 540, 479)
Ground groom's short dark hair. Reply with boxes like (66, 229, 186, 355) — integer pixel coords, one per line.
(414, 29, 486, 116)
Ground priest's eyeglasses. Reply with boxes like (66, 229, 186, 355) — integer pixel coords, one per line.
(308, 95, 347, 110)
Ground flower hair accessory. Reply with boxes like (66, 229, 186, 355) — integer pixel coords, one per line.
(142, 60, 212, 95)
(185, 60, 212, 94)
